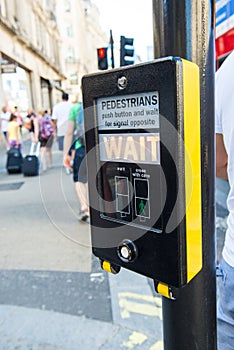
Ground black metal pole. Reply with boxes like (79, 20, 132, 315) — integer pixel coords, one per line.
(152, 1, 217, 349)
(110, 29, 115, 69)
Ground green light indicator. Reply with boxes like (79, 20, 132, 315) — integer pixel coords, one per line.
(139, 200, 146, 215)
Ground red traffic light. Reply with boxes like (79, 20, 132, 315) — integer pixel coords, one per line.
(97, 47, 108, 70)
(98, 48, 106, 59)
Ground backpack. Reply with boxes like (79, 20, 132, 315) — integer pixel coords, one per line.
(39, 116, 53, 139)
(76, 102, 85, 146)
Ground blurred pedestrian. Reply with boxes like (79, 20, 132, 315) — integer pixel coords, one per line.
(13, 106, 23, 135)
(44, 109, 52, 119)
(215, 50, 234, 349)
(25, 108, 39, 143)
(38, 109, 54, 172)
(51, 92, 73, 151)
(7, 113, 22, 151)
(63, 100, 89, 222)
(0, 106, 10, 143)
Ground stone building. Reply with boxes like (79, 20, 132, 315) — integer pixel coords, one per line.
(0, 0, 107, 114)
(56, 0, 108, 99)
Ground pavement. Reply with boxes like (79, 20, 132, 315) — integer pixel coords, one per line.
(0, 133, 228, 350)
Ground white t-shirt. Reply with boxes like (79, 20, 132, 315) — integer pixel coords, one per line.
(51, 101, 73, 136)
(215, 50, 234, 267)
(0, 111, 10, 132)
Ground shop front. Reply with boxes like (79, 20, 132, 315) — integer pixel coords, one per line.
(1, 54, 32, 115)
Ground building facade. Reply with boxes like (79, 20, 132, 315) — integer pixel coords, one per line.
(56, 0, 108, 99)
(0, 0, 107, 114)
(0, 0, 64, 113)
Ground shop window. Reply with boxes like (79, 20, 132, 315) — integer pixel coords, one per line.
(2, 66, 32, 113)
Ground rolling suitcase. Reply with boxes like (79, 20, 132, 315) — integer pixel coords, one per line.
(22, 142, 40, 176)
(6, 147, 23, 174)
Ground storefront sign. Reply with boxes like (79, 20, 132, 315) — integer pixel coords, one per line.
(1, 63, 17, 73)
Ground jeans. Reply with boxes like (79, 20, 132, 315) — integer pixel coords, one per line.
(73, 146, 87, 183)
(217, 257, 234, 350)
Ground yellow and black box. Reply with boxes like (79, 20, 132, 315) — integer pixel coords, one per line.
(82, 56, 202, 289)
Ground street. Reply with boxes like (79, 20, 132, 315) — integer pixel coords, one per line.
(0, 136, 228, 350)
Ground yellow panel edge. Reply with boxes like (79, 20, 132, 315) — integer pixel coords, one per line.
(157, 282, 170, 298)
(102, 260, 112, 273)
(182, 59, 202, 282)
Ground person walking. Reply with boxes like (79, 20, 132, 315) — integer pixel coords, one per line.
(44, 109, 52, 120)
(7, 113, 22, 151)
(0, 106, 10, 143)
(25, 108, 39, 143)
(13, 106, 23, 135)
(215, 50, 234, 350)
(63, 100, 89, 222)
(38, 110, 54, 172)
(51, 92, 73, 151)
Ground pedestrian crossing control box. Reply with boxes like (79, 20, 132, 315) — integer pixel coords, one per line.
(82, 57, 202, 298)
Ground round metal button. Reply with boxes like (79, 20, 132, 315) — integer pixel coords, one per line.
(120, 246, 131, 259)
(117, 240, 138, 263)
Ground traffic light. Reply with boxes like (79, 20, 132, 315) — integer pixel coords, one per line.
(97, 47, 108, 70)
(120, 36, 134, 66)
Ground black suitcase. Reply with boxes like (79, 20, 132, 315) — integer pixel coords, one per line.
(22, 142, 40, 176)
(6, 147, 23, 174)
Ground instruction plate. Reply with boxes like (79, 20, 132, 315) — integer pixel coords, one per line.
(97, 91, 159, 131)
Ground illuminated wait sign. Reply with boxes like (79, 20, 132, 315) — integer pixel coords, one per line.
(99, 133, 160, 164)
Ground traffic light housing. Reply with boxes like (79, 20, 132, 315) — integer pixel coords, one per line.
(120, 36, 134, 66)
(97, 47, 108, 70)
